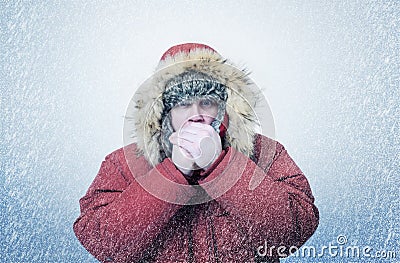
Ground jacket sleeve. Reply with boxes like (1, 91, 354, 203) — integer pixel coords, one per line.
(73, 147, 195, 262)
(199, 136, 319, 258)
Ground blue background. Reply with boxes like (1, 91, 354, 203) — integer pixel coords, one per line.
(1, 1, 399, 262)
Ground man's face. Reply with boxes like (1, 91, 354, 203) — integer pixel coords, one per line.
(170, 98, 219, 131)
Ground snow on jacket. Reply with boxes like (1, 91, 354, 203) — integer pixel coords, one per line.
(73, 43, 319, 262)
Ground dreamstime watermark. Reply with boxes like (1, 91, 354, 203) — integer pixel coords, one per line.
(257, 234, 397, 260)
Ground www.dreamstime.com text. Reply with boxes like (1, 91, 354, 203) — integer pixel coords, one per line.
(257, 234, 397, 260)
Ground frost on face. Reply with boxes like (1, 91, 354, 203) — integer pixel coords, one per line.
(2, 1, 399, 262)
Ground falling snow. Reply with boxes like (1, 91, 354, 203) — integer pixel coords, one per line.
(1, 1, 399, 262)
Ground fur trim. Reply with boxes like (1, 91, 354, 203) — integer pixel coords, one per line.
(126, 47, 263, 166)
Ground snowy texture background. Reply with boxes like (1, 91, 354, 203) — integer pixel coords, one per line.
(1, 1, 399, 262)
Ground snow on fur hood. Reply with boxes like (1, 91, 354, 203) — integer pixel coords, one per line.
(124, 43, 269, 166)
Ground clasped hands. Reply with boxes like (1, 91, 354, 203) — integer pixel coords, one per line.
(169, 122, 222, 176)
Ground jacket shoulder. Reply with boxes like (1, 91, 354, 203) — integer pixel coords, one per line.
(253, 134, 285, 171)
(103, 143, 141, 162)
(101, 143, 150, 180)
(255, 133, 284, 148)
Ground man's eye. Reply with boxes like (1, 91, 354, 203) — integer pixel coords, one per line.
(178, 102, 191, 107)
(200, 99, 213, 107)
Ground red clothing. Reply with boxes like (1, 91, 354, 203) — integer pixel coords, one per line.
(73, 134, 319, 262)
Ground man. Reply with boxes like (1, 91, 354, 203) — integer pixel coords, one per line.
(73, 43, 319, 262)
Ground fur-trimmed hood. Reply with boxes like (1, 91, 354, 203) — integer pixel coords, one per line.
(125, 43, 266, 166)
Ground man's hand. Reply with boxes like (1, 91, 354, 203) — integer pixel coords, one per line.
(169, 122, 222, 171)
(170, 142, 195, 175)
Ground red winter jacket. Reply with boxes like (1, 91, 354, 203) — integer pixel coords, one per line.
(73, 134, 319, 262)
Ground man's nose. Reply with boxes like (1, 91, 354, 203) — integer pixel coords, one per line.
(188, 104, 204, 122)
